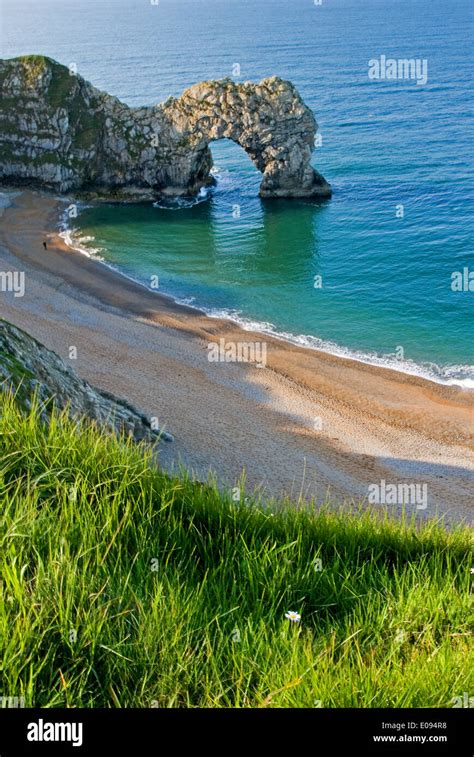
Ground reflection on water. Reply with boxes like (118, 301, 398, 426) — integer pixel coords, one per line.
(67, 139, 473, 386)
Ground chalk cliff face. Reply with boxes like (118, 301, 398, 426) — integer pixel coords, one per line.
(0, 56, 331, 200)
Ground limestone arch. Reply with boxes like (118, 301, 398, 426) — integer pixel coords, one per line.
(162, 77, 332, 199)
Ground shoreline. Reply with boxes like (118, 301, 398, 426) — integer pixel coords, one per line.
(0, 189, 473, 523)
(57, 195, 474, 391)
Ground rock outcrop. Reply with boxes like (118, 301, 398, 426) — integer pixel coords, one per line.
(0, 55, 331, 200)
(0, 319, 172, 443)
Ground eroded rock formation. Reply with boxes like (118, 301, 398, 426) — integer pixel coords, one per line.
(0, 319, 172, 443)
(0, 56, 331, 200)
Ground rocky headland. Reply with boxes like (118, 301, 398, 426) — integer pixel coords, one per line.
(0, 55, 331, 200)
(0, 319, 172, 444)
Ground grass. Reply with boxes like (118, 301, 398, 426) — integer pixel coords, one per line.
(0, 389, 472, 708)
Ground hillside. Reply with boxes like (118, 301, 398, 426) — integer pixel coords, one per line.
(0, 384, 471, 707)
(0, 318, 171, 443)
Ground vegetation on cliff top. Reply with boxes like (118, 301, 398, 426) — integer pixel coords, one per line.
(0, 387, 471, 708)
(1, 55, 104, 154)
(16, 54, 50, 87)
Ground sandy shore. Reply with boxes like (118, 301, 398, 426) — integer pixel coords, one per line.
(0, 189, 473, 523)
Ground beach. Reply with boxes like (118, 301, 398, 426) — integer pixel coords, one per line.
(0, 189, 473, 523)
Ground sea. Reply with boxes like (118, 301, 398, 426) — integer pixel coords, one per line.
(1, 0, 473, 386)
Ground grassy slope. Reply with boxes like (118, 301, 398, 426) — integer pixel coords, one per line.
(0, 390, 472, 708)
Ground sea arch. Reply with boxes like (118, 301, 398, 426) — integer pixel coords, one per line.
(161, 77, 332, 199)
(0, 57, 331, 200)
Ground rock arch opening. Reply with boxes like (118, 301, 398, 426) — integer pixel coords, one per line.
(207, 138, 262, 196)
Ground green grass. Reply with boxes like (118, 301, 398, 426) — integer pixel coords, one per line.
(0, 389, 472, 708)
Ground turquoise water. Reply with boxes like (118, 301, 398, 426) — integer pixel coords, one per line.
(2, 0, 473, 384)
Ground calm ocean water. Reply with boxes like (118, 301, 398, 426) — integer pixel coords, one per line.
(2, 0, 473, 385)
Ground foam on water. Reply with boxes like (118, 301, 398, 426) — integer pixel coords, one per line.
(58, 229, 105, 259)
(58, 206, 474, 390)
(58, 203, 105, 259)
(152, 186, 212, 210)
(200, 307, 474, 389)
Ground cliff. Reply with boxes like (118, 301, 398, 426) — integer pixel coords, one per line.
(0, 319, 172, 443)
(0, 55, 331, 200)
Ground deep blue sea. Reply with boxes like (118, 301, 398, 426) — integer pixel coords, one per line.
(2, 0, 473, 385)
